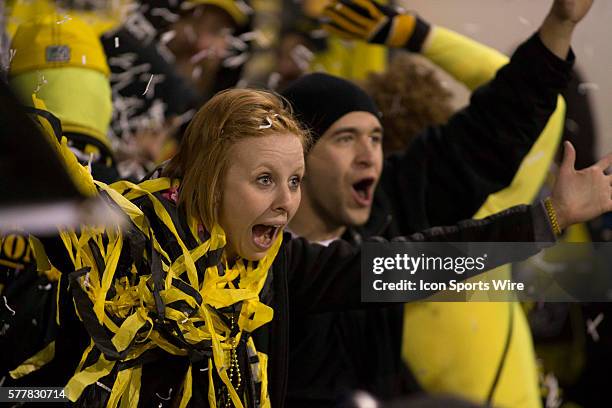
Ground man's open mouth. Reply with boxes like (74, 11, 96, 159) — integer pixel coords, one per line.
(351, 177, 375, 206)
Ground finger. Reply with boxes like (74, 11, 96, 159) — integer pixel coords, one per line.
(560, 141, 576, 173)
(322, 23, 360, 39)
(323, 9, 369, 36)
(336, 1, 378, 29)
(352, 0, 384, 19)
(595, 151, 612, 173)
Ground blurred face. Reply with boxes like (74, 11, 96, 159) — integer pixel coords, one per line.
(302, 111, 383, 227)
(219, 133, 305, 261)
(168, 5, 235, 94)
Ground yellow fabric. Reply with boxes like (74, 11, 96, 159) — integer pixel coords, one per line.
(61, 178, 277, 407)
(9, 14, 110, 77)
(310, 0, 388, 80)
(387, 14, 416, 48)
(189, 0, 249, 26)
(11, 68, 112, 150)
(9, 341, 56, 379)
(311, 39, 387, 80)
(5, 0, 127, 37)
(404, 26, 567, 408)
(30, 95, 98, 197)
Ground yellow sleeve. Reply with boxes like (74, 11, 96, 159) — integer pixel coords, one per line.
(422, 26, 508, 91)
(421, 25, 567, 212)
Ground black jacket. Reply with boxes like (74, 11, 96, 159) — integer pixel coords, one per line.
(47, 189, 552, 408)
(287, 33, 573, 407)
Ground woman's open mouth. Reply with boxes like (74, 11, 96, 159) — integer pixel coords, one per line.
(252, 224, 282, 250)
(351, 177, 375, 207)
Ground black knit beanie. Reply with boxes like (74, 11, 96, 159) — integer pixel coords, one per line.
(281, 73, 381, 143)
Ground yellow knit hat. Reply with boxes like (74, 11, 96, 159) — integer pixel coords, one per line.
(188, 0, 250, 27)
(9, 13, 110, 77)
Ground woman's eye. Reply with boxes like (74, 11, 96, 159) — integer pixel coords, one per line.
(289, 176, 301, 190)
(257, 175, 273, 186)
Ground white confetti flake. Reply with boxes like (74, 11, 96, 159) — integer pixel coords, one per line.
(2, 296, 15, 316)
(56, 15, 72, 24)
(160, 30, 176, 45)
(114, 37, 120, 48)
(191, 65, 203, 80)
(190, 49, 210, 64)
(586, 313, 604, 342)
(37, 283, 52, 291)
(235, 0, 254, 15)
(150, 8, 180, 23)
(96, 381, 112, 392)
(155, 388, 173, 401)
(544, 373, 561, 408)
(33, 73, 47, 94)
(290, 44, 314, 72)
(222, 52, 250, 68)
(9, 49, 17, 63)
(267, 72, 281, 90)
(578, 82, 600, 94)
(258, 116, 273, 130)
(32, 318, 37, 326)
(82, 54, 87, 65)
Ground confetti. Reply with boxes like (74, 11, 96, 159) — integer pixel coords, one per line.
(190, 49, 210, 64)
(586, 313, 604, 342)
(578, 82, 600, 94)
(114, 37, 120, 48)
(56, 15, 72, 24)
(33, 72, 48, 94)
(543, 373, 561, 408)
(96, 381, 112, 393)
(222, 52, 250, 68)
(2, 296, 15, 316)
(0, 323, 9, 336)
(235, 0, 254, 15)
(259, 116, 273, 130)
(199, 367, 209, 372)
(290, 44, 314, 72)
(191, 65, 203, 80)
(267, 72, 281, 90)
(159, 30, 176, 44)
(140, 74, 164, 99)
(32, 318, 37, 326)
(156, 388, 173, 401)
(9, 49, 17, 63)
(82, 54, 87, 65)
(150, 8, 180, 23)
(37, 283, 52, 291)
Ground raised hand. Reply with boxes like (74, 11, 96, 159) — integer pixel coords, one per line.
(549, 0, 594, 24)
(539, 0, 594, 59)
(550, 141, 612, 230)
(321, 0, 430, 51)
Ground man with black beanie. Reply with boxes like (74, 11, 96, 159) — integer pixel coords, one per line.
(281, 0, 590, 406)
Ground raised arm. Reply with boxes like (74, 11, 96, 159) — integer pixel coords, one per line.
(323, 0, 586, 228)
(288, 141, 612, 313)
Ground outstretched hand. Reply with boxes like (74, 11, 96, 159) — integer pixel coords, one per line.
(550, 141, 612, 230)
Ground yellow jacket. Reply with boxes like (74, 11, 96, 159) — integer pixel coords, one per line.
(403, 27, 565, 408)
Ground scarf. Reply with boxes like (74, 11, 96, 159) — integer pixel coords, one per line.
(60, 177, 281, 408)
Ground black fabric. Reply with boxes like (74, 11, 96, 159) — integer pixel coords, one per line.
(0, 81, 83, 206)
(281, 73, 381, 142)
(286, 33, 574, 407)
